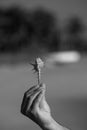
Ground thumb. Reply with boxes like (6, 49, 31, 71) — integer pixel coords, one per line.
(39, 84, 48, 109)
(39, 84, 51, 113)
(40, 83, 46, 102)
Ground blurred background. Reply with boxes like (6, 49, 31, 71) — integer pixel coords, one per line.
(0, 0, 87, 130)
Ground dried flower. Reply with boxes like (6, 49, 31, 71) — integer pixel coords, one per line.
(30, 58, 44, 85)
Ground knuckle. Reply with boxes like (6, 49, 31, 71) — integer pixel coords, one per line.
(21, 104, 30, 116)
(22, 108, 31, 116)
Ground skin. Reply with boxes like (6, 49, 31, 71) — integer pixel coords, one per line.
(21, 83, 69, 130)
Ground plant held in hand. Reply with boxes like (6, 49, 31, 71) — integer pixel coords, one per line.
(31, 58, 44, 85)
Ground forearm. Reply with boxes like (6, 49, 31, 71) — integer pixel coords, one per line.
(41, 118, 69, 130)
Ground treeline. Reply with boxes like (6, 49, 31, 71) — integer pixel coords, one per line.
(0, 6, 86, 53)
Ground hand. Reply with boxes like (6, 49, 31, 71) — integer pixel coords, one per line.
(20, 84, 53, 129)
(20, 84, 69, 130)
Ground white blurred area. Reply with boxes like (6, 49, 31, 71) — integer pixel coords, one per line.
(45, 51, 81, 68)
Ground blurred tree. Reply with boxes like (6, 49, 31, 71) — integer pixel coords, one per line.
(64, 16, 85, 52)
(31, 7, 60, 52)
(0, 6, 61, 53)
(0, 6, 33, 53)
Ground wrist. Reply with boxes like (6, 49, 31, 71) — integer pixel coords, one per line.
(41, 117, 64, 130)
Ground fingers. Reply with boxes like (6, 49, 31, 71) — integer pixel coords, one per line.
(30, 84, 46, 111)
(21, 83, 46, 116)
(26, 84, 39, 95)
(26, 87, 43, 113)
(21, 84, 39, 113)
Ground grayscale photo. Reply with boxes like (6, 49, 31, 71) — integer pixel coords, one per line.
(0, 0, 87, 130)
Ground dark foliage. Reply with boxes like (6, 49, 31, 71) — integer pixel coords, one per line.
(0, 6, 86, 54)
(0, 6, 60, 53)
(0, 7, 33, 52)
(66, 17, 84, 35)
(31, 8, 60, 51)
(64, 16, 85, 52)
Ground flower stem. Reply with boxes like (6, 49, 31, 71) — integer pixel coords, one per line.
(38, 68, 41, 85)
